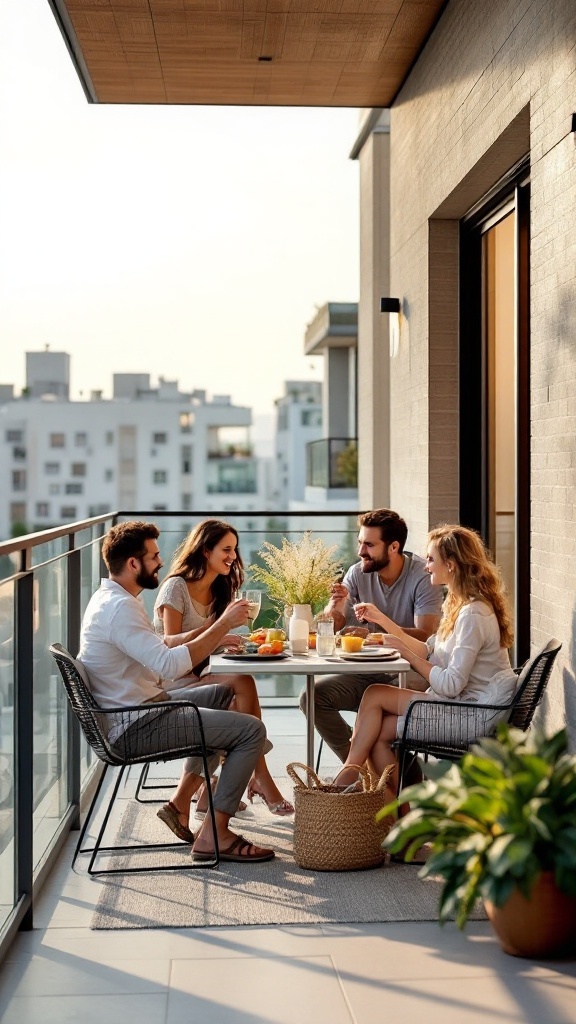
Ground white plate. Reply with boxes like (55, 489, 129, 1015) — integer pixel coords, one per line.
(221, 652, 290, 662)
(338, 646, 400, 661)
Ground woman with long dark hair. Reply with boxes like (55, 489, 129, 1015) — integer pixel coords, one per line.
(154, 519, 293, 835)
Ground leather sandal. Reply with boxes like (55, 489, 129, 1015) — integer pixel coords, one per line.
(157, 801, 195, 844)
(193, 833, 275, 863)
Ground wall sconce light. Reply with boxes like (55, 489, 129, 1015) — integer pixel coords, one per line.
(380, 297, 401, 358)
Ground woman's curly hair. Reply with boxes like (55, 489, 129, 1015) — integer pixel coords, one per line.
(428, 524, 514, 648)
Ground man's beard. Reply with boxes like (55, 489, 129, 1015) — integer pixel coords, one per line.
(136, 567, 160, 590)
(360, 552, 390, 574)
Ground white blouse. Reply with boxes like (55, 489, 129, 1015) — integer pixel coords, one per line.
(426, 601, 517, 705)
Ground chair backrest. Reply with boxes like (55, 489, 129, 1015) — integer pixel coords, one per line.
(508, 638, 562, 732)
(49, 643, 120, 765)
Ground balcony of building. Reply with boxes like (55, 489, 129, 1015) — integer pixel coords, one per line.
(303, 438, 358, 510)
(0, 511, 574, 1022)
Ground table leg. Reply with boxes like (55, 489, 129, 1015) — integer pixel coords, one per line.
(398, 669, 407, 688)
(306, 673, 315, 768)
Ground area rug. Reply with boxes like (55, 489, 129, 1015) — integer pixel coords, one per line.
(91, 798, 486, 930)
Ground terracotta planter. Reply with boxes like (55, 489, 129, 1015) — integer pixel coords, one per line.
(484, 872, 576, 958)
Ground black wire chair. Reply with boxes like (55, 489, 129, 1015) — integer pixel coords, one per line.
(50, 643, 220, 874)
(392, 637, 562, 793)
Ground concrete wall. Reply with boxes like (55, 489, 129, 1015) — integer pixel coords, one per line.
(385, 0, 576, 734)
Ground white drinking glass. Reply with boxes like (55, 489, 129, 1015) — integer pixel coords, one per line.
(316, 614, 335, 656)
(237, 589, 262, 631)
(317, 634, 336, 657)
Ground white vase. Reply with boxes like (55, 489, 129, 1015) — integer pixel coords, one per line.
(289, 604, 313, 653)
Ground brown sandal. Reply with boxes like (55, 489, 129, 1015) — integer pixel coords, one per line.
(193, 833, 275, 863)
(157, 801, 195, 844)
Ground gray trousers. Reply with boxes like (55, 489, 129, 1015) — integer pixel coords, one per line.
(115, 683, 266, 817)
(299, 672, 399, 763)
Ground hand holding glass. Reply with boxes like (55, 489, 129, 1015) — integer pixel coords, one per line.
(237, 589, 261, 631)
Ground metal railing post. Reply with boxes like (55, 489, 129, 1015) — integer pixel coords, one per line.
(15, 572, 34, 930)
(67, 543, 82, 828)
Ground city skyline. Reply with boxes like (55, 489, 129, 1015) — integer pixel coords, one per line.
(0, 1, 360, 416)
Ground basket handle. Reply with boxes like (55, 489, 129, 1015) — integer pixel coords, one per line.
(286, 761, 387, 792)
(286, 762, 324, 789)
(332, 763, 373, 792)
(372, 764, 395, 792)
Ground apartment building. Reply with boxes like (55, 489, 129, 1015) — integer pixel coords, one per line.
(299, 302, 359, 512)
(273, 380, 322, 509)
(0, 357, 269, 539)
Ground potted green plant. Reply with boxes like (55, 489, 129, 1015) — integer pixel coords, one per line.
(379, 724, 576, 957)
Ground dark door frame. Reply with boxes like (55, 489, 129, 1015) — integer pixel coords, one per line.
(459, 156, 530, 663)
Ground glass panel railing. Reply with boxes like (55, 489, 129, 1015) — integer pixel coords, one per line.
(32, 561, 69, 875)
(30, 537, 69, 568)
(0, 552, 19, 584)
(0, 579, 15, 934)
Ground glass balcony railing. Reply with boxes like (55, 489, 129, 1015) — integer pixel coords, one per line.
(207, 446, 254, 458)
(0, 507, 360, 960)
(306, 438, 358, 489)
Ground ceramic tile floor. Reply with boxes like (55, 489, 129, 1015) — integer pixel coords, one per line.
(1, 708, 576, 1024)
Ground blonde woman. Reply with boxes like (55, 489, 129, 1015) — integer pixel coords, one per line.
(334, 525, 518, 799)
(154, 519, 293, 831)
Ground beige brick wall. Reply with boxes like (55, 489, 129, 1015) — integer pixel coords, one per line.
(384, 0, 576, 734)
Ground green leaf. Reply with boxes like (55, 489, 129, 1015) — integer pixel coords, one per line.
(486, 835, 532, 877)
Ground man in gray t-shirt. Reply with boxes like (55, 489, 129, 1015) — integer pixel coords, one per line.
(300, 508, 443, 763)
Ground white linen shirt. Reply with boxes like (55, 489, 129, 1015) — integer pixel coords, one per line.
(79, 579, 193, 709)
(426, 601, 517, 704)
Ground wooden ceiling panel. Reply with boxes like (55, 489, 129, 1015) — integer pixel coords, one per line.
(51, 0, 447, 106)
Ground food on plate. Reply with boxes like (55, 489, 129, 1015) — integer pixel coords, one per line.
(248, 628, 267, 644)
(266, 628, 285, 642)
(257, 640, 284, 656)
(340, 635, 365, 653)
(365, 632, 384, 645)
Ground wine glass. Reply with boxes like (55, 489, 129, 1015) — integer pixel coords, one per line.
(237, 589, 262, 632)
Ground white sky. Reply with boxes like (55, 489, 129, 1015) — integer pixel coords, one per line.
(0, 0, 360, 416)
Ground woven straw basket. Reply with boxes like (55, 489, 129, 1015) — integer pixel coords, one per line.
(286, 762, 394, 871)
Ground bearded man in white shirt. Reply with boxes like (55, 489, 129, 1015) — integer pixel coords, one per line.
(79, 520, 274, 864)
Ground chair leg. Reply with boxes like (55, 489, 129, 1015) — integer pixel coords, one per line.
(396, 746, 409, 798)
(134, 762, 176, 804)
(315, 737, 324, 775)
(84, 716, 220, 874)
(72, 762, 110, 869)
(83, 763, 219, 876)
